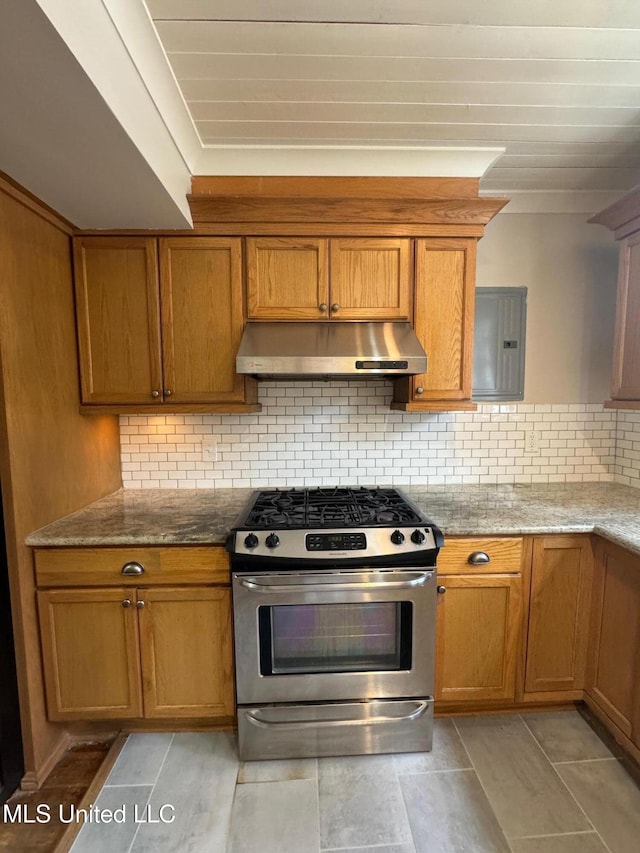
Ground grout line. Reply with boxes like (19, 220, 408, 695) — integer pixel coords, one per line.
(391, 750, 418, 853)
(520, 717, 614, 853)
(450, 716, 513, 850)
(551, 757, 618, 766)
(123, 732, 176, 853)
(510, 829, 605, 841)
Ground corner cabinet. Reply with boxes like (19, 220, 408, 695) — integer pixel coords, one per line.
(392, 238, 477, 411)
(585, 539, 640, 745)
(435, 537, 525, 704)
(35, 547, 234, 723)
(590, 186, 640, 407)
(246, 236, 412, 321)
(73, 236, 259, 413)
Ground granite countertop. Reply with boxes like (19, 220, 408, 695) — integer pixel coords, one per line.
(25, 482, 640, 558)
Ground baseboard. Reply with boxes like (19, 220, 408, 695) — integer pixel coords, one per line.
(19, 731, 71, 792)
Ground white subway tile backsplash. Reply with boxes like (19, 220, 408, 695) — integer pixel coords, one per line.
(117, 382, 629, 488)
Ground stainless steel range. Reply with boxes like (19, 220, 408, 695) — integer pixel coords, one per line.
(226, 486, 444, 761)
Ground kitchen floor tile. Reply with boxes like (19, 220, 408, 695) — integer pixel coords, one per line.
(509, 832, 609, 853)
(318, 754, 412, 850)
(227, 778, 320, 853)
(557, 758, 640, 853)
(521, 711, 616, 763)
(105, 733, 174, 787)
(454, 715, 591, 838)
(237, 757, 317, 784)
(128, 732, 238, 853)
(69, 785, 153, 853)
(393, 718, 472, 774)
(400, 769, 510, 853)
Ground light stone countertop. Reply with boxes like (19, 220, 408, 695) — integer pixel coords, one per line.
(25, 482, 640, 558)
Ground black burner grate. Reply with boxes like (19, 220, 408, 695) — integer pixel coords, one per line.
(241, 487, 425, 529)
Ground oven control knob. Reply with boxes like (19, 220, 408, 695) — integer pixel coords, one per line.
(243, 533, 259, 549)
(265, 533, 280, 549)
(390, 530, 405, 545)
(411, 529, 426, 545)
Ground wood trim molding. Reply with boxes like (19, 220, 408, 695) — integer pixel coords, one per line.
(588, 184, 640, 237)
(19, 732, 72, 792)
(191, 176, 481, 199)
(188, 195, 509, 227)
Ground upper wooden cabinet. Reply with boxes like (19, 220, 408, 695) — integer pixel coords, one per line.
(74, 236, 259, 413)
(590, 186, 640, 407)
(246, 237, 412, 321)
(391, 238, 477, 411)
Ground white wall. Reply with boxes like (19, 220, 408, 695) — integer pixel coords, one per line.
(476, 213, 619, 403)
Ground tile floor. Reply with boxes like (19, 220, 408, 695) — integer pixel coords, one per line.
(69, 711, 640, 853)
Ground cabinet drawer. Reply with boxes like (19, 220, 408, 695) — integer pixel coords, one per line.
(438, 537, 523, 575)
(35, 547, 229, 587)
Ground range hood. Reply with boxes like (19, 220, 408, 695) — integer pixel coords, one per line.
(236, 322, 427, 379)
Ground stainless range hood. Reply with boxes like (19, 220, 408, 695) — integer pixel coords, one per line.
(236, 322, 427, 379)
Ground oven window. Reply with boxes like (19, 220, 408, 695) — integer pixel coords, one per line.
(259, 602, 412, 675)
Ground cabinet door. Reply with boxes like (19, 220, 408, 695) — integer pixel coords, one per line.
(159, 238, 248, 403)
(37, 588, 142, 720)
(587, 541, 640, 739)
(138, 587, 234, 719)
(74, 237, 163, 404)
(436, 574, 522, 703)
(329, 238, 412, 320)
(611, 231, 640, 400)
(525, 536, 593, 695)
(393, 238, 476, 410)
(246, 237, 329, 320)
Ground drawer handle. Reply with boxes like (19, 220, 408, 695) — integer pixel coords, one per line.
(468, 551, 491, 566)
(121, 561, 145, 576)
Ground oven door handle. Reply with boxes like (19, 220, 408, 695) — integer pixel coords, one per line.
(238, 571, 432, 593)
(244, 700, 430, 730)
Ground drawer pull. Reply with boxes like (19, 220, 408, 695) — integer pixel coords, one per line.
(468, 551, 491, 566)
(136, 600, 145, 609)
(121, 561, 145, 576)
(121, 599, 132, 608)
(437, 585, 446, 594)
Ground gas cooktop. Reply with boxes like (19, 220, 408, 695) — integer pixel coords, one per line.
(237, 486, 426, 530)
(226, 487, 444, 567)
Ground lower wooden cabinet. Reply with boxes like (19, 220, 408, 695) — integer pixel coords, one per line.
(524, 535, 593, 698)
(35, 546, 235, 724)
(586, 539, 640, 742)
(435, 537, 524, 703)
(38, 585, 234, 722)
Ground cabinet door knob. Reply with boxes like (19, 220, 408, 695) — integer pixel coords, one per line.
(331, 303, 340, 313)
(319, 303, 328, 312)
(151, 390, 160, 399)
(416, 386, 424, 395)
(136, 600, 145, 609)
(437, 585, 447, 594)
(468, 551, 491, 565)
(121, 561, 145, 576)
(164, 388, 172, 397)
(121, 599, 132, 608)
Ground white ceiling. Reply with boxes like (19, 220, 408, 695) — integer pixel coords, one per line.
(145, 0, 640, 196)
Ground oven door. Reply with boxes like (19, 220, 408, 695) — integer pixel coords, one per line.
(232, 568, 436, 704)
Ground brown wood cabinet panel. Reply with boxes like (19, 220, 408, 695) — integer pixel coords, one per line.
(525, 536, 593, 694)
(74, 237, 162, 404)
(611, 232, 640, 400)
(37, 588, 143, 721)
(392, 238, 477, 410)
(329, 238, 412, 320)
(159, 237, 248, 403)
(34, 547, 229, 587)
(436, 573, 523, 703)
(138, 587, 234, 719)
(438, 537, 523, 575)
(587, 540, 640, 738)
(246, 237, 329, 320)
